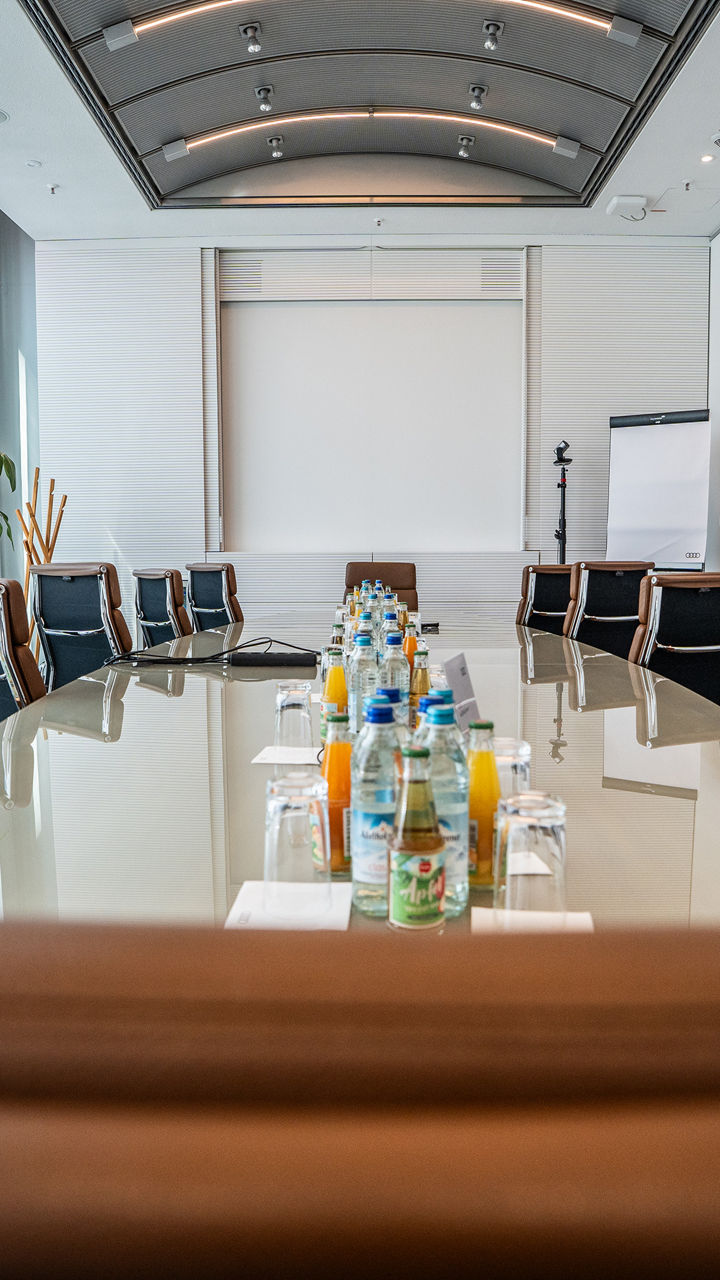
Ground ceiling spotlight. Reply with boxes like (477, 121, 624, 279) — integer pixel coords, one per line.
(25, 159, 42, 168)
(255, 85, 273, 113)
(0, 110, 9, 125)
(240, 21, 262, 53)
(469, 84, 488, 111)
(701, 154, 714, 163)
(482, 20, 504, 51)
(268, 135, 283, 159)
(458, 134, 475, 160)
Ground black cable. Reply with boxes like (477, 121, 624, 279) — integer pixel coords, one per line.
(104, 635, 320, 668)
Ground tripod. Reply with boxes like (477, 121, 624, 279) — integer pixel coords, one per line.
(553, 441, 572, 564)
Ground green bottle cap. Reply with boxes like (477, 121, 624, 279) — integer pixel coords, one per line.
(327, 646, 344, 654)
(469, 720, 494, 731)
(401, 746, 430, 758)
(326, 713, 349, 723)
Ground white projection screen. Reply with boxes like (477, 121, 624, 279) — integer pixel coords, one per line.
(221, 299, 524, 552)
(606, 418, 711, 568)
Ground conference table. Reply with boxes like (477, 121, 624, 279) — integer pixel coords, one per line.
(2, 619, 720, 933)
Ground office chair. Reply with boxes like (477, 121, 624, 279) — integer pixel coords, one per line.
(516, 564, 572, 636)
(516, 625, 570, 686)
(562, 638, 638, 712)
(133, 569, 192, 648)
(563, 561, 654, 660)
(185, 563, 244, 632)
(628, 572, 720, 705)
(29, 563, 133, 691)
(344, 561, 418, 612)
(0, 578, 47, 715)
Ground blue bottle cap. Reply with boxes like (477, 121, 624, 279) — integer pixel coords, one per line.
(380, 687, 401, 704)
(355, 635, 372, 646)
(383, 611, 397, 620)
(436, 688, 455, 704)
(419, 694, 444, 714)
(360, 611, 372, 620)
(365, 702, 394, 724)
(427, 705, 455, 725)
(364, 693, 389, 708)
(369, 593, 379, 600)
(386, 633, 402, 645)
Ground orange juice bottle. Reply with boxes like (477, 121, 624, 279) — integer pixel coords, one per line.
(320, 648, 347, 742)
(403, 623, 418, 680)
(467, 721, 501, 887)
(321, 713, 352, 874)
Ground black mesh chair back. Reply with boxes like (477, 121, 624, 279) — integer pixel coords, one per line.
(133, 569, 192, 648)
(564, 561, 654, 660)
(30, 563, 133, 691)
(186, 563, 244, 632)
(629, 573, 720, 705)
(516, 565, 572, 636)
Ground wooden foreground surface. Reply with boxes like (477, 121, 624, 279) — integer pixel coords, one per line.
(0, 923, 718, 1277)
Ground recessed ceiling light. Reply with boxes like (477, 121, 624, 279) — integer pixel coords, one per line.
(25, 159, 42, 168)
(701, 154, 714, 163)
(0, 110, 9, 125)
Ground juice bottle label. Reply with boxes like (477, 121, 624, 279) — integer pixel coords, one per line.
(389, 851, 445, 929)
(310, 811, 327, 870)
(351, 809, 394, 884)
(319, 700, 336, 741)
(437, 806, 469, 880)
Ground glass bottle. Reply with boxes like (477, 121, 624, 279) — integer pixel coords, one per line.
(467, 720, 501, 887)
(347, 635, 378, 734)
(403, 622, 418, 679)
(320, 647, 348, 742)
(408, 646, 431, 730)
(377, 633, 411, 724)
(351, 700, 398, 916)
(388, 747, 445, 932)
(321, 713, 352, 876)
(424, 706, 469, 916)
(413, 693, 446, 746)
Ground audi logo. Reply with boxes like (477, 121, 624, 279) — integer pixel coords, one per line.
(685, 552, 702, 559)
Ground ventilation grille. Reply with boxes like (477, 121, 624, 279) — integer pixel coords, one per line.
(219, 249, 525, 301)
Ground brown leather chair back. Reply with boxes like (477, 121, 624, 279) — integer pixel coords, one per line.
(344, 561, 418, 612)
(516, 564, 572, 634)
(133, 569, 192, 647)
(563, 561, 654, 660)
(629, 572, 720, 704)
(0, 579, 46, 710)
(185, 563, 244, 631)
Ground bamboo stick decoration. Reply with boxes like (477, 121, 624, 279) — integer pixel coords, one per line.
(16, 468, 68, 655)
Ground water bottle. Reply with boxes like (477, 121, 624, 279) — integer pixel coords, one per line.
(356, 611, 377, 660)
(413, 693, 446, 746)
(348, 634, 378, 734)
(376, 686, 409, 745)
(431, 688, 468, 755)
(377, 633, 410, 724)
(380, 611, 401, 645)
(424, 704, 470, 917)
(351, 699, 398, 917)
(354, 693, 392, 754)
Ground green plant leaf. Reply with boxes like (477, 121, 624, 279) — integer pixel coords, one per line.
(1, 455, 16, 492)
(0, 510, 14, 547)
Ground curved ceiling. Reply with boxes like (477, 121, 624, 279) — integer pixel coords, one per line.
(16, 0, 720, 206)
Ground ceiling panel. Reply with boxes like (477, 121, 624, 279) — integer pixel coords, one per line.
(117, 56, 625, 156)
(82, 3, 663, 106)
(145, 114, 600, 195)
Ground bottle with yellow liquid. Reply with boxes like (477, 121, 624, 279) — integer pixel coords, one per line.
(388, 746, 445, 931)
(321, 713, 352, 875)
(408, 646, 430, 730)
(320, 647, 347, 743)
(467, 721, 501, 887)
(403, 623, 418, 679)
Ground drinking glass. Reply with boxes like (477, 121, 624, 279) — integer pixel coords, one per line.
(408, 610, 422, 633)
(493, 792, 566, 918)
(263, 773, 331, 919)
(274, 680, 313, 749)
(493, 738, 532, 798)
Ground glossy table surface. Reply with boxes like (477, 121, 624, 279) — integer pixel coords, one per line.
(2, 620, 720, 932)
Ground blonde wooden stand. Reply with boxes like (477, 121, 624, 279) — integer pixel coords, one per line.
(16, 466, 67, 655)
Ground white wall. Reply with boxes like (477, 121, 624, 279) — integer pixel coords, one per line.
(34, 238, 711, 626)
(707, 239, 720, 571)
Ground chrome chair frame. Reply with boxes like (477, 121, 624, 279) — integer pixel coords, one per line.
(30, 566, 128, 693)
(133, 570, 189, 648)
(517, 569, 570, 628)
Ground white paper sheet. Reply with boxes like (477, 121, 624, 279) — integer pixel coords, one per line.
(225, 880, 353, 931)
(251, 746, 320, 765)
(471, 907, 594, 934)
